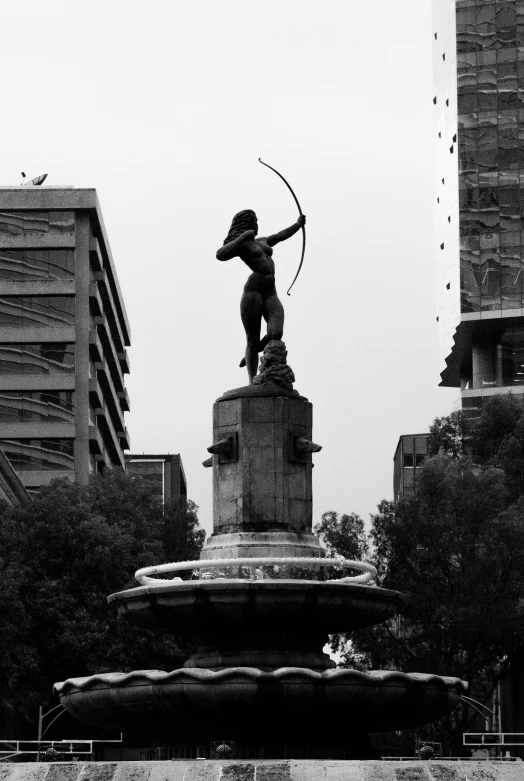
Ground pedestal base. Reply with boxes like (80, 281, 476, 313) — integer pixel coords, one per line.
(200, 531, 325, 560)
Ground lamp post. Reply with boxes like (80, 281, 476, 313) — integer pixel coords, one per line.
(37, 704, 65, 761)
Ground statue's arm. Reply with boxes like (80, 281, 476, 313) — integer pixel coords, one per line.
(216, 230, 256, 261)
(266, 215, 306, 247)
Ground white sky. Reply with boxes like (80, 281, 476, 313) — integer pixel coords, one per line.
(0, 0, 456, 535)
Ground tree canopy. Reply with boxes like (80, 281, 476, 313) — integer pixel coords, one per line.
(321, 395, 524, 752)
(314, 511, 368, 561)
(0, 471, 205, 726)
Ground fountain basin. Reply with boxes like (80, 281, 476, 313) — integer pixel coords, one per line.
(108, 580, 404, 635)
(54, 667, 467, 739)
(108, 580, 405, 669)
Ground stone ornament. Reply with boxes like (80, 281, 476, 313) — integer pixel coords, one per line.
(252, 340, 295, 392)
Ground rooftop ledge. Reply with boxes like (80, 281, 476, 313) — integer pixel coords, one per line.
(0, 185, 75, 189)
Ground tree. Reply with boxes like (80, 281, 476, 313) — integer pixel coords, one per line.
(428, 410, 469, 458)
(366, 457, 524, 680)
(163, 498, 206, 565)
(470, 394, 524, 465)
(314, 511, 368, 560)
(0, 472, 205, 724)
(316, 397, 524, 750)
(321, 455, 524, 752)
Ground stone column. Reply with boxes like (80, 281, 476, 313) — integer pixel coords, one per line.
(201, 386, 323, 560)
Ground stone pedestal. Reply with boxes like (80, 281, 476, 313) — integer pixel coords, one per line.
(201, 386, 323, 560)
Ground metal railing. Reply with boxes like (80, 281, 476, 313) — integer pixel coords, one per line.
(464, 733, 524, 746)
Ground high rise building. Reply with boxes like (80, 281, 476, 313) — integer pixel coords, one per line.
(0, 187, 130, 495)
(125, 454, 187, 505)
(434, 0, 524, 414)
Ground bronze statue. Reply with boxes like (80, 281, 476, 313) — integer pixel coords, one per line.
(216, 209, 306, 383)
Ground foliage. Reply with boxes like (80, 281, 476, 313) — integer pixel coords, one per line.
(428, 410, 469, 458)
(320, 396, 524, 751)
(314, 511, 368, 560)
(0, 471, 205, 722)
(470, 394, 524, 465)
(363, 457, 524, 683)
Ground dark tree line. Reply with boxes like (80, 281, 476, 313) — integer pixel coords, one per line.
(315, 395, 524, 753)
(0, 471, 205, 728)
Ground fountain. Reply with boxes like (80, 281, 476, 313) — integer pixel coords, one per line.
(54, 206, 467, 757)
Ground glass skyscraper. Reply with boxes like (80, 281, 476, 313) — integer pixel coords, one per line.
(434, 0, 524, 411)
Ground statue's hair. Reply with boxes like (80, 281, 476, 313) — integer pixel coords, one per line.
(223, 209, 257, 245)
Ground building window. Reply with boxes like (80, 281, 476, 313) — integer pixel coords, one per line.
(1, 438, 75, 471)
(127, 459, 165, 502)
(0, 211, 74, 237)
(0, 343, 75, 374)
(0, 297, 75, 328)
(0, 249, 75, 282)
(403, 454, 414, 468)
(501, 326, 524, 387)
(415, 454, 425, 467)
(0, 390, 74, 424)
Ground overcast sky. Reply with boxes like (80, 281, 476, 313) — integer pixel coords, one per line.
(0, 0, 456, 536)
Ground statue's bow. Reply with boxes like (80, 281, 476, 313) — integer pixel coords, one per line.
(259, 158, 305, 296)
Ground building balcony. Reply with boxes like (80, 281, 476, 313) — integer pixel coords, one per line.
(0, 280, 75, 296)
(118, 349, 130, 375)
(117, 388, 130, 413)
(89, 330, 125, 396)
(89, 377, 126, 441)
(92, 270, 130, 349)
(0, 422, 74, 440)
(90, 321, 127, 392)
(0, 375, 75, 391)
(0, 326, 75, 344)
(90, 386, 129, 466)
(94, 411, 127, 468)
(89, 238, 130, 346)
(0, 233, 75, 250)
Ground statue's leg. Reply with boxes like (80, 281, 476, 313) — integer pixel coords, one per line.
(240, 292, 263, 383)
(261, 295, 284, 350)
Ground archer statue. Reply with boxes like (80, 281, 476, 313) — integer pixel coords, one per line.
(216, 209, 306, 384)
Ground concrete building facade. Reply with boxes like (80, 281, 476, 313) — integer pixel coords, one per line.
(434, 0, 524, 414)
(125, 454, 187, 505)
(0, 188, 130, 494)
(393, 434, 429, 502)
(0, 445, 31, 506)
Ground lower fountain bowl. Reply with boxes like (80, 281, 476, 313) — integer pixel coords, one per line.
(54, 667, 467, 739)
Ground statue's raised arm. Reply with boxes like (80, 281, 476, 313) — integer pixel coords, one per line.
(216, 229, 256, 261)
(216, 209, 305, 384)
